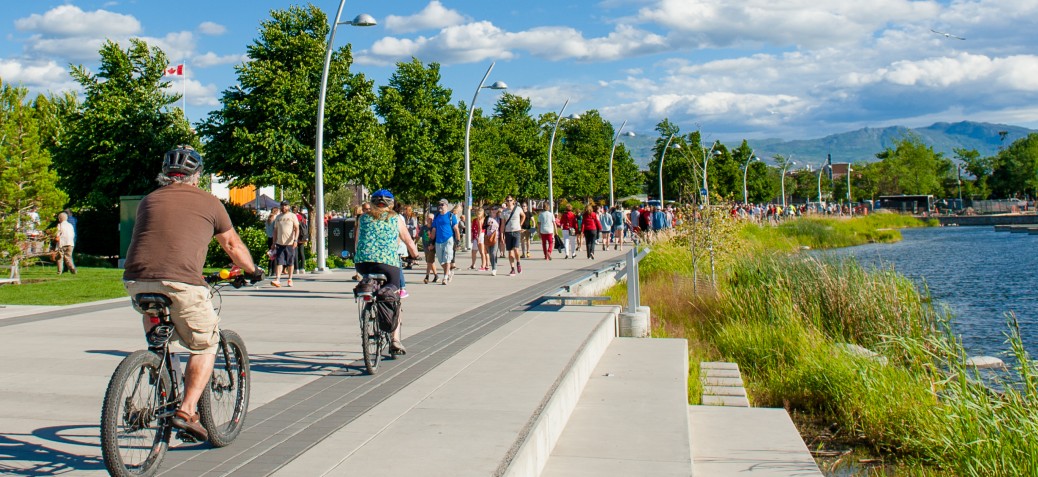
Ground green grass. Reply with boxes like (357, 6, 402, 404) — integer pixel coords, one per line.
(0, 265, 126, 305)
(742, 212, 931, 250)
(619, 214, 1038, 475)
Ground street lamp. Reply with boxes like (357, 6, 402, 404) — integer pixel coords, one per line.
(547, 99, 579, 213)
(701, 142, 721, 206)
(608, 121, 634, 208)
(314, 4, 375, 272)
(780, 157, 796, 209)
(742, 152, 760, 205)
(658, 134, 678, 205)
(816, 160, 829, 207)
(463, 62, 507, 251)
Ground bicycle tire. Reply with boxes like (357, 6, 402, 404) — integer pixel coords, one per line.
(100, 350, 172, 477)
(361, 302, 382, 375)
(198, 329, 250, 447)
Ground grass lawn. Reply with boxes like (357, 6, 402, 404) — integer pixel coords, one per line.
(0, 265, 127, 305)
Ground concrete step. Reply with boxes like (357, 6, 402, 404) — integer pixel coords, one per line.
(689, 406, 822, 476)
(273, 305, 619, 477)
(541, 338, 692, 477)
(700, 361, 750, 407)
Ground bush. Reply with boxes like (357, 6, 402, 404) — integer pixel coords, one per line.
(205, 226, 267, 267)
(222, 200, 264, 229)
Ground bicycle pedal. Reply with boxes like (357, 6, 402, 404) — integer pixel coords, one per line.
(175, 430, 199, 443)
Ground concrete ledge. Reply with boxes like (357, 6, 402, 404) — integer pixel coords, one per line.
(701, 361, 739, 370)
(703, 385, 747, 397)
(703, 368, 742, 378)
(542, 338, 692, 477)
(702, 395, 750, 407)
(690, 406, 822, 476)
(702, 376, 743, 387)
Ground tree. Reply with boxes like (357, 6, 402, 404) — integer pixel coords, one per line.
(550, 110, 631, 204)
(376, 58, 464, 204)
(470, 93, 544, 203)
(53, 39, 195, 212)
(0, 81, 68, 276)
(989, 134, 1038, 198)
(872, 136, 950, 196)
(198, 5, 391, 215)
(954, 148, 991, 199)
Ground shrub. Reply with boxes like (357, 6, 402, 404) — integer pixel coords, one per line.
(205, 226, 267, 268)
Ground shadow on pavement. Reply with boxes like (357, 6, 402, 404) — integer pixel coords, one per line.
(249, 350, 363, 376)
(0, 425, 104, 475)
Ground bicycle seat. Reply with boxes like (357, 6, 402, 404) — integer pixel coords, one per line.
(135, 293, 172, 308)
(365, 273, 388, 283)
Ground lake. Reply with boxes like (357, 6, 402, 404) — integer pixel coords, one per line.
(825, 226, 1038, 359)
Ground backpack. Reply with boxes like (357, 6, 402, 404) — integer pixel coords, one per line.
(297, 214, 309, 243)
(374, 284, 401, 332)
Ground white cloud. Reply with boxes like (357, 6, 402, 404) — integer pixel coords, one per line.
(15, 5, 141, 37)
(0, 58, 76, 93)
(193, 51, 247, 68)
(162, 76, 218, 107)
(510, 85, 586, 110)
(384, 1, 467, 34)
(198, 21, 227, 36)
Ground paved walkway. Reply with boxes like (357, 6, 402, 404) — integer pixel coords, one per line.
(0, 247, 628, 476)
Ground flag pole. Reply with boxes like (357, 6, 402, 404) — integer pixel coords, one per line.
(182, 63, 187, 118)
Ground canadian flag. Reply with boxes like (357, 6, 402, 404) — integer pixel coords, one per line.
(164, 64, 184, 76)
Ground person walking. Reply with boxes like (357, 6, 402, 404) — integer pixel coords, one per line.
(581, 205, 602, 260)
(420, 211, 439, 284)
(402, 205, 420, 270)
(558, 204, 578, 259)
(499, 196, 525, 276)
(610, 206, 626, 250)
(55, 212, 76, 275)
(469, 208, 487, 270)
(432, 199, 460, 285)
(520, 203, 533, 259)
(599, 205, 613, 252)
(270, 201, 298, 287)
(484, 207, 501, 275)
(293, 206, 309, 273)
(536, 205, 556, 260)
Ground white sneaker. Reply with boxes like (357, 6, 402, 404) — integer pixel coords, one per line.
(491, 269, 497, 276)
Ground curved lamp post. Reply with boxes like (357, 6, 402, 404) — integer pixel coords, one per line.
(463, 62, 507, 251)
(742, 151, 760, 205)
(608, 122, 634, 208)
(314, 5, 375, 272)
(547, 99, 579, 213)
(780, 156, 796, 209)
(657, 135, 678, 205)
(816, 160, 830, 207)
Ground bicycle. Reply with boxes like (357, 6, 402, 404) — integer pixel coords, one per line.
(100, 267, 260, 477)
(354, 271, 404, 375)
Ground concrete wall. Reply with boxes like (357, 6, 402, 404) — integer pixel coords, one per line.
(937, 214, 1038, 226)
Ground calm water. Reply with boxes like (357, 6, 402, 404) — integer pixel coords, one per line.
(826, 226, 1038, 358)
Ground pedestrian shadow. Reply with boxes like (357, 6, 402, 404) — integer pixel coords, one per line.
(249, 350, 362, 376)
(0, 425, 104, 475)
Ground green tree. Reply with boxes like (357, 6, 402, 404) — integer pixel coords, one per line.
(646, 119, 682, 202)
(550, 110, 629, 204)
(470, 93, 544, 203)
(198, 5, 390, 214)
(376, 58, 464, 204)
(989, 134, 1038, 198)
(0, 81, 68, 273)
(872, 136, 950, 196)
(53, 39, 195, 212)
(954, 148, 991, 199)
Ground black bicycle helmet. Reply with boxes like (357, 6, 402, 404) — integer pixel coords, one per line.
(162, 146, 203, 175)
(371, 189, 395, 207)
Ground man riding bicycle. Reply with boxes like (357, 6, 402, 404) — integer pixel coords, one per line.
(352, 189, 420, 354)
(122, 145, 263, 442)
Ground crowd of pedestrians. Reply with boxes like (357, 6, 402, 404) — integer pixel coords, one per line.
(729, 202, 869, 223)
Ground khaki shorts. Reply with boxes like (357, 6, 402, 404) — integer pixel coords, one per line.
(125, 280, 220, 355)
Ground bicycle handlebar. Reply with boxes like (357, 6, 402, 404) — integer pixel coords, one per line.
(205, 266, 265, 288)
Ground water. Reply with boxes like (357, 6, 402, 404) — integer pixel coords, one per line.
(825, 226, 1038, 359)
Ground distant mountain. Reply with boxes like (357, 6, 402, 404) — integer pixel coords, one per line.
(621, 121, 1036, 169)
(750, 121, 1036, 165)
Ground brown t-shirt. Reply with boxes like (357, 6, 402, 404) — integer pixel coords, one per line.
(123, 183, 233, 286)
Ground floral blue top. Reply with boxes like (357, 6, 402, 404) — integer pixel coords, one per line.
(354, 213, 401, 267)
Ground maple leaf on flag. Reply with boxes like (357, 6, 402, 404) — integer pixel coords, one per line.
(164, 64, 184, 76)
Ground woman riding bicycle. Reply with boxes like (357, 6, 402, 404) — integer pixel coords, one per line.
(353, 189, 420, 354)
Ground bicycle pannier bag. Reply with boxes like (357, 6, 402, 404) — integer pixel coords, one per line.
(375, 284, 401, 332)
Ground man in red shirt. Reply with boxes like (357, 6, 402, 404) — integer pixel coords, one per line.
(558, 205, 578, 259)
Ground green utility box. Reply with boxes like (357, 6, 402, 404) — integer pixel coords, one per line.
(119, 195, 146, 268)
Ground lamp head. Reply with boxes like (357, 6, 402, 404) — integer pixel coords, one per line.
(623, 131, 636, 137)
(488, 81, 508, 90)
(349, 14, 377, 26)
(670, 143, 681, 149)
(566, 113, 581, 120)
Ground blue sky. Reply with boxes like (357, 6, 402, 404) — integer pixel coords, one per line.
(2, 0, 1037, 143)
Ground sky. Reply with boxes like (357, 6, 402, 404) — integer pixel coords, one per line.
(2, 0, 1037, 144)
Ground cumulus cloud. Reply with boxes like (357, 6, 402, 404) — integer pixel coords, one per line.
(162, 76, 219, 107)
(193, 51, 248, 68)
(15, 5, 140, 38)
(384, 1, 467, 34)
(0, 58, 77, 93)
(198, 21, 227, 36)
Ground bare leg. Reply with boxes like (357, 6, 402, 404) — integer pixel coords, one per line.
(179, 353, 216, 414)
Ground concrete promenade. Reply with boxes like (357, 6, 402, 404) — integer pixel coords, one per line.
(0, 247, 628, 476)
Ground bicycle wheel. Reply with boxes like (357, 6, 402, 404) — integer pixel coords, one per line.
(100, 350, 172, 477)
(198, 329, 250, 447)
(361, 303, 382, 375)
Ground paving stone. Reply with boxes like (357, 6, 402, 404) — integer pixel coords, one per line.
(701, 395, 750, 407)
(702, 385, 747, 397)
(700, 361, 739, 370)
(702, 376, 744, 387)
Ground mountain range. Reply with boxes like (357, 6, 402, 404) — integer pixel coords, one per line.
(622, 121, 1036, 169)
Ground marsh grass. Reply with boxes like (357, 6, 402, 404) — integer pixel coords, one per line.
(620, 215, 1038, 475)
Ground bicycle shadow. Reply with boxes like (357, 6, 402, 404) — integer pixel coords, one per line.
(0, 425, 104, 475)
(85, 349, 131, 359)
(248, 350, 366, 376)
